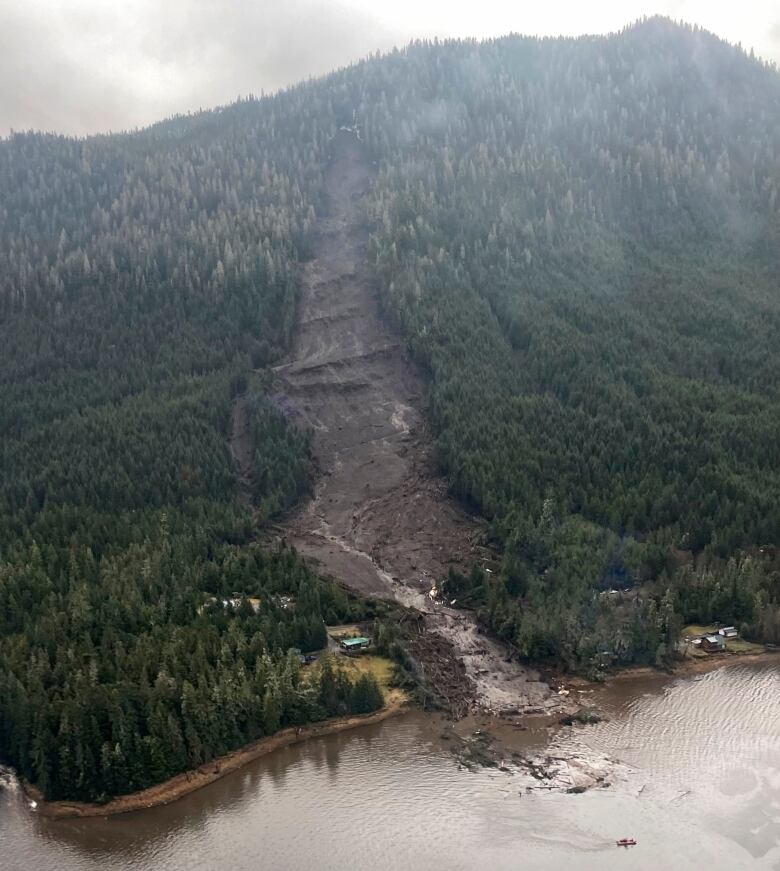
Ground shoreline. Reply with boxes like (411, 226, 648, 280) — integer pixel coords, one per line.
(23, 701, 407, 820)
(16, 650, 779, 820)
(568, 647, 780, 692)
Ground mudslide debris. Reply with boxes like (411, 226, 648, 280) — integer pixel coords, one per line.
(235, 130, 568, 718)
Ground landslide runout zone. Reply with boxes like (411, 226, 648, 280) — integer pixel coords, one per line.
(252, 131, 560, 716)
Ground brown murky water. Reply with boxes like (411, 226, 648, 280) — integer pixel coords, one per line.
(1, 662, 778, 870)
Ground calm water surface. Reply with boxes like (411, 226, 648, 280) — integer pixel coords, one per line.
(1, 662, 778, 870)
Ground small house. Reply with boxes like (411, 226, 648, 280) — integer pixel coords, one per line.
(340, 636, 371, 654)
(701, 634, 726, 653)
(718, 626, 738, 639)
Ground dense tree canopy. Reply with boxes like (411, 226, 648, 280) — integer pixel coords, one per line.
(356, 21, 780, 664)
(1, 17, 779, 799)
(0, 84, 381, 802)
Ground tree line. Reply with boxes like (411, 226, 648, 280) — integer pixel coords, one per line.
(2, 17, 779, 802)
(357, 20, 780, 666)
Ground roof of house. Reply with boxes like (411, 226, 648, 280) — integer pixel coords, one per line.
(704, 634, 725, 644)
(341, 636, 370, 647)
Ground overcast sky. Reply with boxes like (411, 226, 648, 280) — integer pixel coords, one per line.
(1, 0, 779, 137)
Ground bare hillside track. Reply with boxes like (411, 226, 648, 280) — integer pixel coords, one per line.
(238, 131, 563, 716)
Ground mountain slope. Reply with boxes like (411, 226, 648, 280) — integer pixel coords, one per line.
(0, 86, 381, 802)
(356, 19, 780, 663)
(1, 17, 779, 800)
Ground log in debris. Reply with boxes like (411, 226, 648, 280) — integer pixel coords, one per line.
(558, 707, 604, 726)
(449, 732, 629, 794)
(409, 631, 475, 717)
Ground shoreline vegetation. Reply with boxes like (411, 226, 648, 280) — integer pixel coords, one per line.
(3, 21, 780, 824)
(16, 649, 780, 821)
(612, 647, 780, 681)
(22, 700, 407, 820)
(566, 647, 780, 692)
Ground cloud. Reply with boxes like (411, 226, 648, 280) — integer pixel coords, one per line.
(0, 4, 132, 135)
(0, 0, 404, 136)
(769, 20, 780, 56)
(0, 1, 778, 137)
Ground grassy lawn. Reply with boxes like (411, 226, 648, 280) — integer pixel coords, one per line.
(325, 624, 365, 639)
(683, 624, 718, 637)
(305, 650, 407, 705)
(681, 625, 765, 656)
(338, 654, 406, 703)
(339, 653, 393, 686)
(314, 625, 408, 705)
(724, 637, 765, 654)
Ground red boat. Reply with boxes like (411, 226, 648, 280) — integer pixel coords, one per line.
(616, 838, 637, 847)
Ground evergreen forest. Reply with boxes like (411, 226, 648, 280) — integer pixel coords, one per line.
(1, 17, 779, 799)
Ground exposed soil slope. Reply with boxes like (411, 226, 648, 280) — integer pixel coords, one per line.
(250, 131, 562, 716)
(274, 133, 475, 604)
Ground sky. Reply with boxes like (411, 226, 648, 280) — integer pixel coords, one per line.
(1, 0, 779, 137)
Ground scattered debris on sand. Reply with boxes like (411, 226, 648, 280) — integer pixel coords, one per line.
(408, 632, 475, 717)
(448, 729, 628, 794)
(452, 731, 499, 770)
(558, 708, 605, 727)
(512, 749, 627, 793)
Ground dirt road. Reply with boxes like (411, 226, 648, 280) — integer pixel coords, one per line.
(242, 131, 562, 716)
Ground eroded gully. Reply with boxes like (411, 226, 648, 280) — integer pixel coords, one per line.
(235, 130, 564, 717)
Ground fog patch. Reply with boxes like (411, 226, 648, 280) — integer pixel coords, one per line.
(0, 0, 403, 136)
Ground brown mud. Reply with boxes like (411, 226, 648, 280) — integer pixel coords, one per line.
(23, 702, 407, 819)
(230, 130, 564, 718)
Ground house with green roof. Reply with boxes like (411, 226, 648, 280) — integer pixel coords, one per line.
(339, 636, 371, 654)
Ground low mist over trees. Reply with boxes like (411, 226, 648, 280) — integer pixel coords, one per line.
(1, 17, 779, 799)
(358, 19, 780, 665)
(0, 83, 381, 801)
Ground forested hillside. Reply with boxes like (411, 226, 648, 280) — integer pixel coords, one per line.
(0, 87, 387, 801)
(1, 17, 780, 800)
(356, 19, 780, 665)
